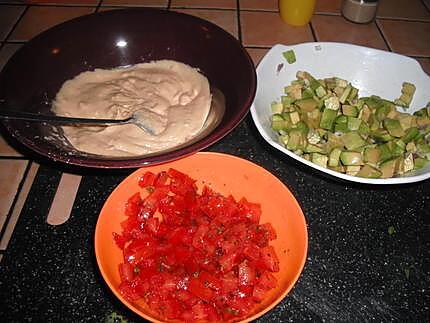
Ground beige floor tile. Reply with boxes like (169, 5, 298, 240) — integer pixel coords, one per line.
(0, 134, 22, 157)
(101, 0, 168, 6)
(241, 11, 313, 47)
(9, 6, 94, 41)
(312, 15, 388, 50)
(0, 5, 25, 41)
(173, 8, 238, 39)
(377, 0, 430, 20)
(246, 47, 269, 66)
(0, 43, 22, 72)
(171, 0, 236, 9)
(378, 19, 430, 56)
(27, 0, 99, 4)
(0, 162, 38, 250)
(416, 57, 430, 75)
(239, 0, 278, 11)
(315, 0, 342, 14)
(0, 159, 28, 233)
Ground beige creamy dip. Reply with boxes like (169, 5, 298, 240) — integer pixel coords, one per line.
(52, 60, 212, 156)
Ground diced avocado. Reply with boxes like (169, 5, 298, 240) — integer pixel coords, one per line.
(287, 111, 301, 125)
(383, 119, 405, 138)
(342, 105, 359, 117)
(402, 127, 419, 143)
(372, 129, 394, 143)
(307, 129, 321, 145)
(379, 143, 393, 162)
(380, 158, 398, 178)
(340, 151, 363, 166)
(305, 144, 323, 153)
(285, 84, 302, 100)
(287, 130, 305, 150)
(364, 147, 381, 166)
(395, 82, 416, 108)
(342, 131, 366, 150)
(356, 164, 382, 178)
(311, 153, 328, 168)
(345, 165, 362, 176)
(324, 96, 340, 110)
(315, 85, 327, 98)
(320, 108, 338, 130)
(271, 114, 290, 132)
(283, 49, 296, 64)
(281, 95, 294, 107)
(347, 117, 362, 131)
(358, 104, 372, 122)
(328, 148, 342, 167)
(403, 152, 414, 173)
(391, 139, 406, 157)
(414, 157, 429, 170)
(271, 101, 283, 114)
(279, 134, 289, 146)
(339, 84, 352, 104)
(295, 98, 318, 112)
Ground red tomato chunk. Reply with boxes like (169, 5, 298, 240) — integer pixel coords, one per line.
(113, 169, 280, 322)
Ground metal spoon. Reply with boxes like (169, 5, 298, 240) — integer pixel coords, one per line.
(0, 108, 161, 135)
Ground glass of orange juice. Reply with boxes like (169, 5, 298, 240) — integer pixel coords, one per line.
(279, 0, 316, 26)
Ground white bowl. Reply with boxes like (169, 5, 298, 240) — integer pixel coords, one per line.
(250, 42, 430, 184)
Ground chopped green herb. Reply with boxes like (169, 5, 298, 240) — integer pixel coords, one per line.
(388, 226, 396, 235)
(283, 49, 296, 64)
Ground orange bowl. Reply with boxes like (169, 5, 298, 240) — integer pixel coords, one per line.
(95, 152, 308, 322)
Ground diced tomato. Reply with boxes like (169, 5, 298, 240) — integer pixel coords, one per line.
(112, 232, 127, 249)
(119, 263, 135, 282)
(258, 245, 280, 272)
(238, 260, 256, 286)
(113, 168, 280, 322)
(138, 171, 156, 188)
(188, 278, 215, 302)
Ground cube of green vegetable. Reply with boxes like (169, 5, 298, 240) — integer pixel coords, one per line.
(271, 101, 283, 114)
(311, 153, 328, 168)
(342, 105, 358, 117)
(364, 147, 381, 166)
(342, 131, 366, 150)
(328, 148, 342, 167)
(383, 119, 405, 137)
(356, 164, 382, 178)
(340, 151, 363, 166)
(320, 108, 337, 130)
(283, 50, 296, 64)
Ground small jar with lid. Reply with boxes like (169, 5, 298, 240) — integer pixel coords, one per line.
(341, 0, 379, 24)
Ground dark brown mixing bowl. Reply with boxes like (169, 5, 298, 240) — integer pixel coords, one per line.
(0, 8, 256, 168)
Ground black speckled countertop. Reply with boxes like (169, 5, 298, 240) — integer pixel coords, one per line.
(0, 115, 429, 322)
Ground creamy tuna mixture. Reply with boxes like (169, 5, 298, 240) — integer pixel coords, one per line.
(52, 60, 212, 156)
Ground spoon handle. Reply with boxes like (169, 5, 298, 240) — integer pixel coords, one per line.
(0, 108, 131, 125)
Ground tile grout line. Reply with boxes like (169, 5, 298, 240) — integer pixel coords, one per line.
(0, 160, 32, 242)
(236, 0, 242, 44)
(420, 0, 430, 12)
(3, 4, 29, 43)
(309, 21, 318, 42)
(375, 19, 393, 52)
(167, 0, 172, 10)
(0, 162, 40, 252)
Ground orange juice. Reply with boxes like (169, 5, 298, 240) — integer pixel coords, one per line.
(279, 0, 316, 26)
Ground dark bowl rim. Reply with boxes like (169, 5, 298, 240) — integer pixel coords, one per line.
(0, 8, 257, 169)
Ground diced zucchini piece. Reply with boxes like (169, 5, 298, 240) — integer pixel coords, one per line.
(414, 157, 429, 170)
(324, 96, 340, 110)
(406, 141, 417, 153)
(372, 129, 394, 143)
(307, 129, 321, 145)
(271, 101, 283, 114)
(285, 84, 302, 100)
(342, 105, 359, 117)
(339, 84, 352, 104)
(380, 158, 398, 178)
(281, 95, 294, 107)
(347, 117, 362, 131)
(287, 130, 305, 150)
(328, 148, 342, 167)
(289, 111, 301, 125)
(379, 143, 393, 162)
(416, 116, 430, 127)
(295, 98, 318, 112)
(279, 134, 289, 146)
(346, 165, 361, 176)
(315, 85, 327, 98)
(395, 82, 416, 108)
(340, 151, 363, 166)
(320, 108, 337, 130)
(305, 144, 323, 153)
(342, 131, 366, 150)
(283, 49, 296, 64)
(383, 119, 405, 138)
(364, 147, 381, 166)
(311, 153, 328, 168)
(356, 164, 382, 178)
(401, 127, 419, 143)
(271, 114, 289, 131)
